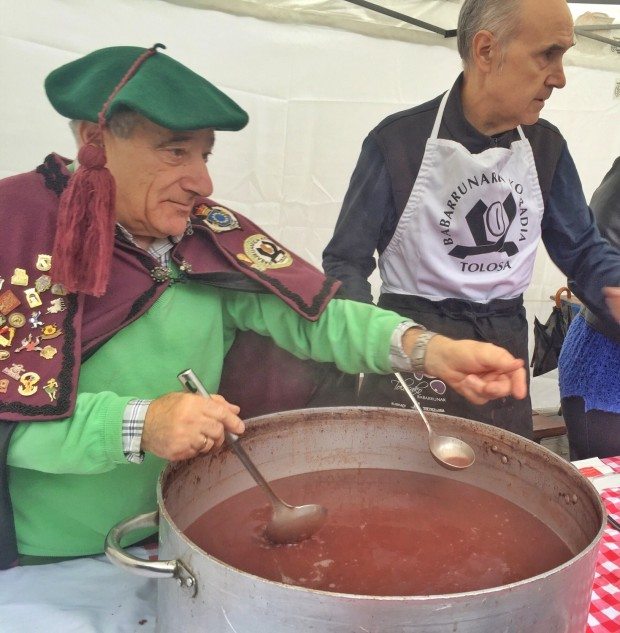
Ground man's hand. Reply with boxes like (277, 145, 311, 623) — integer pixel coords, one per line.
(604, 287, 620, 324)
(404, 331, 527, 405)
(142, 392, 245, 461)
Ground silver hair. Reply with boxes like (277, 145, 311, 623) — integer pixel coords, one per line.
(68, 107, 142, 144)
(457, 0, 524, 66)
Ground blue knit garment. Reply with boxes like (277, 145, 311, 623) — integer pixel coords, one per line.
(559, 315, 620, 413)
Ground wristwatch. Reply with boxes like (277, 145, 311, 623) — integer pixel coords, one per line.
(408, 330, 438, 373)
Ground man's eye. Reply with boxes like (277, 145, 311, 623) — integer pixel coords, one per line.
(170, 148, 185, 157)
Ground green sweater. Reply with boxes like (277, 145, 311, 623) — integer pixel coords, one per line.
(8, 281, 403, 556)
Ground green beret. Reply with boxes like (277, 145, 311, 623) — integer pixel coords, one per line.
(45, 45, 249, 131)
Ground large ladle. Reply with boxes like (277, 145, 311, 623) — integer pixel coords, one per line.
(177, 369, 327, 544)
(394, 372, 476, 471)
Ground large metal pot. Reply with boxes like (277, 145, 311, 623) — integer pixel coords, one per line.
(106, 407, 605, 632)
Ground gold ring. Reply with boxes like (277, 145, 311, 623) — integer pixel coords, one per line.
(200, 434, 209, 450)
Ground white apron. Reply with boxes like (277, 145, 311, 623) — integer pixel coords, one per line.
(378, 90, 545, 303)
(361, 91, 545, 438)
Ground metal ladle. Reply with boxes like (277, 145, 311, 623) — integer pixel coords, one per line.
(394, 372, 476, 471)
(177, 369, 327, 544)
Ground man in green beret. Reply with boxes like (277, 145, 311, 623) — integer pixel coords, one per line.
(0, 44, 526, 566)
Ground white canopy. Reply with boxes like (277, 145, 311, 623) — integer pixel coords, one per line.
(167, 0, 620, 70)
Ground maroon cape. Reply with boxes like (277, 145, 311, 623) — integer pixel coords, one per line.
(0, 154, 346, 423)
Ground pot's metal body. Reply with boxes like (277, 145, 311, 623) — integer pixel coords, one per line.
(107, 407, 605, 632)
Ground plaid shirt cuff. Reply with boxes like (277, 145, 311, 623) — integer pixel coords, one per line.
(122, 399, 151, 464)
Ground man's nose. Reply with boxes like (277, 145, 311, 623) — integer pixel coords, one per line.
(181, 159, 213, 197)
(546, 62, 566, 90)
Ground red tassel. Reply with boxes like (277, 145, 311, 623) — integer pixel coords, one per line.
(52, 144, 116, 297)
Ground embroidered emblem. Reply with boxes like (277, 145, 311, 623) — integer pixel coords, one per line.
(43, 377, 59, 401)
(0, 326, 15, 348)
(7, 313, 26, 328)
(24, 288, 43, 308)
(0, 290, 21, 315)
(29, 311, 44, 329)
(240, 235, 293, 271)
(46, 298, 66, 314)
(40, 345, 58, 359)
(0, 316, 5, 327)
(197, 204, 241, 233)
(11, 269, 29, 286)
(36, 254, 52, 271)
(41, 324, 62, 339)
(18, 371, 40, 396)
(35, 275, 52, 293)
(51, 283, 67, 296)
(2, 363, 25, 380)
(15, 333, 43, 353)
(0, 378, 8, 393)
(0, 350, 9, 361)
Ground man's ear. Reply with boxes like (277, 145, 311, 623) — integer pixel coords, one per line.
(471, 30, 498, 73)
(77, 121, 103, 147)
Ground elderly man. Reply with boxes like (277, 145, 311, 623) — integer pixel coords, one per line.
(323, 0, 620, 438)
(0, 44, 526, 567)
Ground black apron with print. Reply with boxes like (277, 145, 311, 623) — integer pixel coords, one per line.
(358, 293, 532, 439)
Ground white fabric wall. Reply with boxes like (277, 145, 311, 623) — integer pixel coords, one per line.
(1, 0, 619, 406)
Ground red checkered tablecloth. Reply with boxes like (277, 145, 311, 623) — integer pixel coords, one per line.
(587, 456, 620, 633)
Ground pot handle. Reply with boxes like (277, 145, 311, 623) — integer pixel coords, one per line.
(105, 510, 197, 594)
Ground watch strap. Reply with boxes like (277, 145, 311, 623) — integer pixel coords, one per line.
(408, 330, 438, 373)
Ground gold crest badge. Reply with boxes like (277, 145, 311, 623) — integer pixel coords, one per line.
(238, 235, 293, 271)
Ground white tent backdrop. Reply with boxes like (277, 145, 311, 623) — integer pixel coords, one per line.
(1, 0, 619, 407)
(168, 0, 620, 71)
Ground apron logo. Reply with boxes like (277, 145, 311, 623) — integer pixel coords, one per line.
(437, 173, 533, 274)
(449, 193, 518, 259)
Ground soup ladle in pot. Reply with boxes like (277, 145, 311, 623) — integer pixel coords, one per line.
(394, 372, 476, 471)
(177, 369, 327, 544)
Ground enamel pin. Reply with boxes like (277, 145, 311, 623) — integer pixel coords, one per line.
(46, 298, 66, 314)
(35, 275, 52, 293)
(0, 290, 21, 315)
(18, 371, 40, 396)
(11, 269, 29, 286)
(43, 377, 59, 401)
(0, 326, 15, 348)
(2, 363, 25, 380)
(36, 254, 52, 271)
(196, 204, 240, 233)
(24, 288, 43, 308)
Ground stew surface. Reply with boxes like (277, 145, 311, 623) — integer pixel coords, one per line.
(184, 468, 572, 595)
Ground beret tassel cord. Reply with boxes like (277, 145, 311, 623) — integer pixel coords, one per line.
(51, 44, 165, 297)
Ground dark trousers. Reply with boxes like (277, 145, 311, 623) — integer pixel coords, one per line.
(561, 396, 620, 461)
